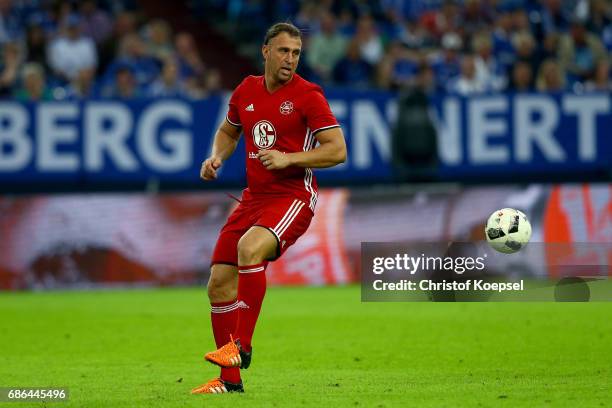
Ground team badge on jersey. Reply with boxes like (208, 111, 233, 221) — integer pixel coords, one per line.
(280, 101, 294, 115)
(252, 120, 276, 149)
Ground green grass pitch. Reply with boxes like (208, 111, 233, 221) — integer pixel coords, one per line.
(0, 286, 610, 407)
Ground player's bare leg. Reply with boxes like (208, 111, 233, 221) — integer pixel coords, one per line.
(192, 264, 243, 394)
(236, 226, 278, 265)
(205, 226, 277, 369)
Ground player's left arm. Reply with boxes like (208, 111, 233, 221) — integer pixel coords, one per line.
(258, 127, 346, 170)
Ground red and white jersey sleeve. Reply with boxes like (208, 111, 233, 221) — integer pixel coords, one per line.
(226, 79, 245, 127)
(226, 74, 340, 212)
(303, 87, 339, 135)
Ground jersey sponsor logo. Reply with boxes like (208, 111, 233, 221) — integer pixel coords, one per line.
(248, 152, 257, 159)
(252, 120, 276, 149)
(245, 103, 254, 111)
(280, 100, 293, 115)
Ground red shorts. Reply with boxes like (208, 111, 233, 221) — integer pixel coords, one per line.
(211, 196, 314, 265)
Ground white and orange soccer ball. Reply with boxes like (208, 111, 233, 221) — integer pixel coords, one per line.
(485, 208, 532, 254)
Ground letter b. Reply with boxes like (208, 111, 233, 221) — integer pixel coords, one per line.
(0, 104, 31, 171)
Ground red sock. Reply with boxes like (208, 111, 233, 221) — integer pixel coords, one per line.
(234, 263, 267, 352)
(210, 300, 241, 383)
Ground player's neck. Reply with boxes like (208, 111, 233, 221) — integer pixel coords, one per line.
(264, 72, 294, 93)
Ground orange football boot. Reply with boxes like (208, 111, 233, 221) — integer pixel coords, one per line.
(204, 335, 252, 369)
(191, 377, 244, 394)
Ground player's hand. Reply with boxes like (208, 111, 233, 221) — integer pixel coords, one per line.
(200, 156, 222, 180)
(257, 149, 291, 170)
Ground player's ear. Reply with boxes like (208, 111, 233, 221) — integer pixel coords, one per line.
(262, 44, 269, 61)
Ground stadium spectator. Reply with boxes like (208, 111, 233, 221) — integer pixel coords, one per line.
(104, 33, 159, 88)
(47, 14, 97, 82)
(472, 32, 506, 91)
(380, 0, 428, 23)
(0, 41, 19, 96)
(114, 11, 138, 39)
(414, 60, 436, 95)
(148, 57, 185, 97)
(103, 64, 140, 99)
(145, 19, 173, 63)
(420, 0, 462, 39)
(512, 32, 540, 77)
(174, 32, 205, 79)
(24, 22, 48, 72)
(584, 59, 612, 91)
(540, 0, 571, 34)
(462, 0, 494, 36)
(492, 6, 516, 69)
(24, 8, 54, 37)
(376, 41, 419, 90)
(306, 11, 347, 82)
(536, 58, 567, 91)
(397, 16, 430, 49)
(377, 40, 399, 89)
(65, 67, 96, 99)
(430, 32, 462, 88)
(14, 62, 52, 101)
(78, 0, 113, 45)
(294, 1, 322, 34)
(0, 0, 23, 44)
(185, 68, 223, 100)
(354, 15, 384, 66)
(512, 8, 532, 37)
(508, 60, 534, 92)
(332, 39, 373, 88)
(182, 73, 206, 99)
(540, 31, 561, 60)
(450, 54, 487, 94)
(203, 68, 222, 95)
(379, 0, 399, 24)
(49, 0, 74, 35)
(587, 0, 611, 34)
(98, 11, 138, 73)
(558, 18, 607, 83)
(336, 8, 357, 37)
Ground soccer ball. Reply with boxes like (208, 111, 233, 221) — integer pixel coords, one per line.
(485, 208, 532, 254)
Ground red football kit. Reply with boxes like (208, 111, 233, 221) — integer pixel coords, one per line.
(211, 74, 340, 264)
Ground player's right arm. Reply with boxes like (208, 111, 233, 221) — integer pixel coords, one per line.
(200, 119, 242, 181)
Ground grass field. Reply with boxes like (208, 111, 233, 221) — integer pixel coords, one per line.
(0, 285, 611, 407)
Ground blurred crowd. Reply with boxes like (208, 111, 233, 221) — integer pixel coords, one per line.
(2, 0, 612, 101)
(0, 0, 221, 101)
(204, 0, 612, 94)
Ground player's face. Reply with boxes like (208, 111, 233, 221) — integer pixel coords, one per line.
(263, 32, 301, 84)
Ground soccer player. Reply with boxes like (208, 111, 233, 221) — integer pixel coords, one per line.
(191, 22, 346, 394)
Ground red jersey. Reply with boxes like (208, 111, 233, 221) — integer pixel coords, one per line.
(226, 74, 339, 212)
